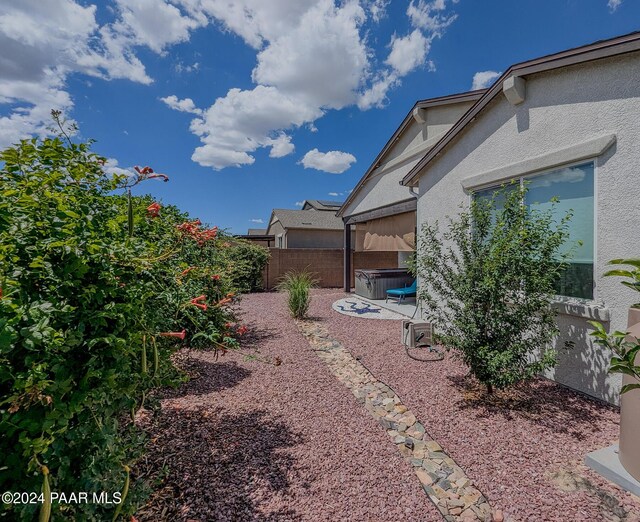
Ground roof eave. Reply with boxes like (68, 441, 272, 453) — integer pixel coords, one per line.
(402, 31, 640, 187)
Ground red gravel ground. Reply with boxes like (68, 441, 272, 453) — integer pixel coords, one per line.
(137, 291, 440, 521)
(310, 289, 640, 522)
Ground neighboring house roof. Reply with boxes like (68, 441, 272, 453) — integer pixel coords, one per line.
(402, 30, 640, 187)
(336, 89, 487, 217)
(247, 228, 267, 235)
(268, 208, 344, 231)
(302, 199, 344, 211)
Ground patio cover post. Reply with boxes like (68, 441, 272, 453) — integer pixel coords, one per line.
(343, 221, 351, 292)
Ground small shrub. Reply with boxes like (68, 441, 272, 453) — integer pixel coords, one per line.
(278, 271, 317, 319)
(413, 183, 574, 394)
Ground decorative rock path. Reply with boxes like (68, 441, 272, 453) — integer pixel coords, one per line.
(296, 319, 494, 522)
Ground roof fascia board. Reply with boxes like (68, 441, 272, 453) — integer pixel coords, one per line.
(344, 198, 417, 225)
(402, 33, 640, 187)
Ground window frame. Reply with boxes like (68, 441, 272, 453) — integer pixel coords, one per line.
(468, 159, 598, 302)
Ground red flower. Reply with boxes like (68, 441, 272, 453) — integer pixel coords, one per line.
(190, 295, 207, 311)
(159, 330, 186, 340)
(224, 322, 234, 329)
(134, 166, 169, 182)
(211, 274, 220, 281)
(147, 173, 169, 182)
(146, 202, 161, 218)
(217, 297, 232, 306)
(180, 266, 195, 277)
(134, 165, 154, 175)
(237, 326, 248, 336)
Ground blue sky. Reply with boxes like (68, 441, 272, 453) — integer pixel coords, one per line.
(1, 0, 638, 233)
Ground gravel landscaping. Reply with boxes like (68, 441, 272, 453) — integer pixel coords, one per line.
(136, 289, 640, 521)
(137, 291, 439, 521)
(310, 289, 640, 522)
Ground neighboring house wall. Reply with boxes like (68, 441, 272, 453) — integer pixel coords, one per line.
(343, 101, 475, 217)
(268, 220, 287, 248)
(414, 53, 640, 403)
(286, 229, 344, 249)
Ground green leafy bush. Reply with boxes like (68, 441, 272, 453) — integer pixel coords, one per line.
(412, 183, 573, 393)
(0, 133, 245, 520)
(223, 239, 270, 293)
(278, 271, 317, 319)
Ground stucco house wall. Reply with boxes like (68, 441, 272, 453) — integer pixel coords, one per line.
(414, 52, 640, 403)
(343, 101, 476, 217)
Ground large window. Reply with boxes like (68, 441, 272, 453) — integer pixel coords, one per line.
(474, 162, 595, 300)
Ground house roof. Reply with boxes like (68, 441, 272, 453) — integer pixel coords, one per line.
(247, 228, 267, 235)
(269, 208, 344, 231)
(402, 30, 640, 187)
(336, 89, 487, 217)
(302, 199, 344, 211)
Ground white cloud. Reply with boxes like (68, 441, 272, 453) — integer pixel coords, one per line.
(266, 133, 295, 158)
(407, 0, 456, 33)
(112, 0, 203, 54)
(252, 1, 367, 110)
(357, 0, 456, 109)
(367, 0, 389, 22)
(176, 0, 318, 50)
(0, 0, 206, 148)
(300, 148, 356, 174)
(0, 0, 460, 169)
(358, 72, 399, 110)
(190, 86, 321, 169)
(180, 0, 458, 169)
(160, 95, 202, 115)
(608, 0, 622, 11)
(328, 191, 344, 196)
(295, 201, 305, 207)
(471, 70, 501, 90)
(250, 218, 264, 223)
(103, 157, 135, 177)
(175, 61, 200, 74)
(385, 29, 430, 76)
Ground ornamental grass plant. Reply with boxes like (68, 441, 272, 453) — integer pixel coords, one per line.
(278, 270, 317, 319)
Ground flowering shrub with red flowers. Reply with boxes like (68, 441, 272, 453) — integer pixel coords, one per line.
(0, 123, 267, 521)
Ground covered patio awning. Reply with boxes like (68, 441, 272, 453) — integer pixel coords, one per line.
(355, 211, 416, 251)
(342, 197, 417, 291)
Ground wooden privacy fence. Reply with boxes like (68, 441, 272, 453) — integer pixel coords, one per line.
(262, 248, 398, 289)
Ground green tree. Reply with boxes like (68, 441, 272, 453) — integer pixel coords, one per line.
(412, 183, 573, 393)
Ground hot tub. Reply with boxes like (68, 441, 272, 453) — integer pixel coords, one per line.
(354, 268, 414, 300)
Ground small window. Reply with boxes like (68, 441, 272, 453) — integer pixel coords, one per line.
(473, 162, 595, 300)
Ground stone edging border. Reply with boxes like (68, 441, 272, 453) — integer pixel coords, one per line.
(296, 319, 494, 522)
